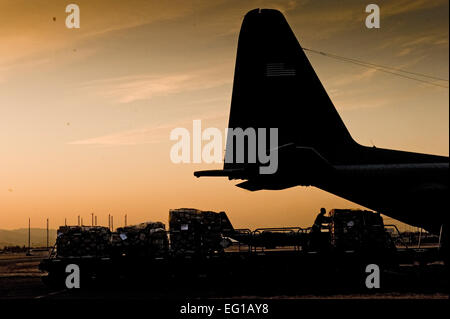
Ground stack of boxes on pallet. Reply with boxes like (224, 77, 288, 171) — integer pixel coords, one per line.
(169, 208, 233, 257)
(55, 209, 234, 259)
(56, 226, 111, 258)
(330, 209, 389, 252)
(114, 222, 169, 257)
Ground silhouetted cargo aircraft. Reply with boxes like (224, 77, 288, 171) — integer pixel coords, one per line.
(195, 9, 449, 234)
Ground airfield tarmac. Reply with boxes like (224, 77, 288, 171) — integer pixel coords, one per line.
(0, 252, 447, 300)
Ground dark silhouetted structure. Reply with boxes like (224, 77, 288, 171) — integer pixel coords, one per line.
(195, 9, 449, 236)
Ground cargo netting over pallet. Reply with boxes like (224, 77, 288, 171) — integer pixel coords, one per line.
(169, 208, 234, 257)
(113, 222, 169, 257)
(56, 226, 111, 258)
(55, 209, 235, 259)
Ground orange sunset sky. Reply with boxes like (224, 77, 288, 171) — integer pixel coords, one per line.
(0, 0, 448, 230)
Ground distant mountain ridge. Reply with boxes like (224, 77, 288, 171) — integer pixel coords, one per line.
(0, 228, 57, 248)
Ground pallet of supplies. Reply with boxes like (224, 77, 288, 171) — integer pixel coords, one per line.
(169, 208, 233, 257)
(330, 209, 388, 252)
(114, 222, 169, 257)
(56, 226, 111, 258)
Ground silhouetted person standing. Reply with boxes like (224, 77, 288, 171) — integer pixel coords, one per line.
(310, 208, 331, 251)
(312, 208, 330, 233)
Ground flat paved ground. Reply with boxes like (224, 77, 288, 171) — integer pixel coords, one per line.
(0, 252, 54, 299)
(0, 252, 447, 300)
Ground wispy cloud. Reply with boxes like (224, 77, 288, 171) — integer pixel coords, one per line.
(80, 64, 232, 103)
(287, 0, 448, 40)
(335, 96, 391, 111)
(68, 126, 168, 146)
(68, 111, 227, 146)
(396, 48, 413, 57)
(330, 68, 378, 87)
(382, 0, 448, 17)
(0, 0, 223, 75)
